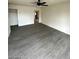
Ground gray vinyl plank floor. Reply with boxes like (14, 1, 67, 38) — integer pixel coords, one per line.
(8, 23, 70, 59)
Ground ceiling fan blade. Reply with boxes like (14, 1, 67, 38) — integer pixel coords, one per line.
(42, 5, 48, 6)
(40, 2, 46, 5)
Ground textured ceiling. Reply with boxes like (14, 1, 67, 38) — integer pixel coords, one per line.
(8, 0, 69, 6)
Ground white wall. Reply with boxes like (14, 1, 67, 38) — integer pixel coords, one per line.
(8, 14, 11, 37)
(9, 4, 41, 26)
(18, 6, 34, 26)
(41, 2, 70, 34)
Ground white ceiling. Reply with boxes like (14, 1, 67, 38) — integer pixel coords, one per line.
(8, 0, 69, 6)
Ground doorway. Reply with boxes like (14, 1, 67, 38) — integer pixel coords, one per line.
(34, 11, 39, 24)
(8, 9, 18, 31)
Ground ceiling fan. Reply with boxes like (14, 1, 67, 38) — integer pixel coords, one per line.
(33, 0, 48, 6)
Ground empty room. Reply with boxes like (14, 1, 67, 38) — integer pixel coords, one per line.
(8, 0, 70, 59)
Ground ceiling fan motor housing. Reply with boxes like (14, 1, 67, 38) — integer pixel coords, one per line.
(37, 2, 41, 6)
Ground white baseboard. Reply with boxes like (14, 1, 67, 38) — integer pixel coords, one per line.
(41, 22, 70, 35)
